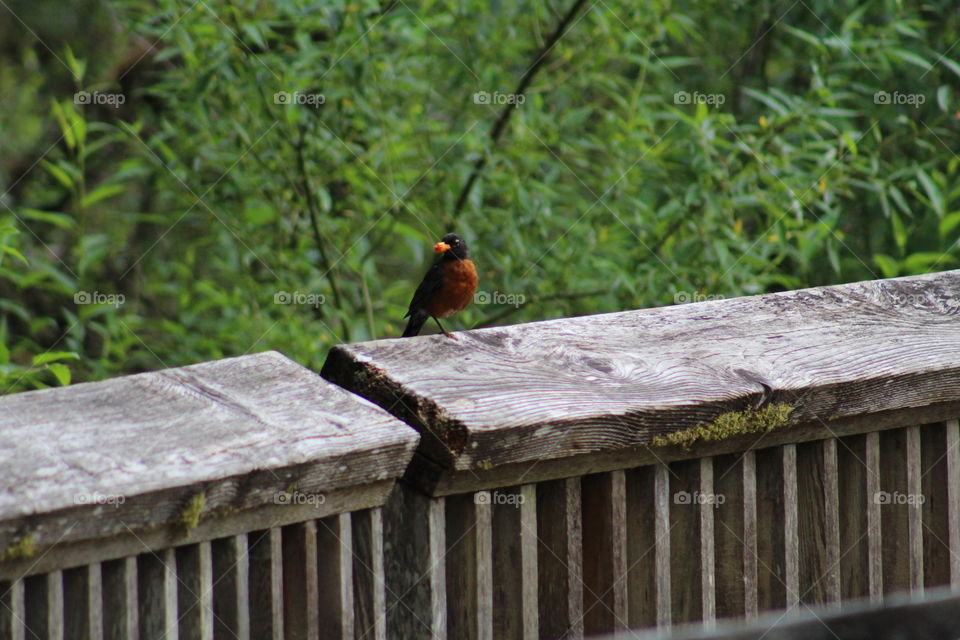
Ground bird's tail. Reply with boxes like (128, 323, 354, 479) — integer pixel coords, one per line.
(402, 311, 428, 337)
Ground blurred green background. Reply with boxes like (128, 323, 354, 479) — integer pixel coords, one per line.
(1, 0, 959, 391)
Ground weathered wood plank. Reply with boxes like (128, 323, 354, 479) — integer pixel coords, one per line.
(837, 435, 869, 601)
(211, 534, 249, 640)
(316, 514, 353, 640)
(879, 428, 911, 594)
(519, 484, 538, 640)
(248, 527, 283, 640)
(654, 463, 671, 629)
(491, 487, 523, 639)
(753, 447, 785, 612)
(177, 542, 214, 640)
(475, 493, 493, 640)
(866, 431, 883, 602)
(797, 441, 829, 606)
(947, 420, 960, 587)
(712, 455, 744, 620)
(581, 471, 628, 634)
(0, 351, 419, 559)
(906, 425, 924, 592)
(536, 477, 583, 639)
(669, 460, 702, 625)
(920, 422, 951, 590)
(0, 578, 25, 640)
(699, 458, 716, 628)
(63, 566, 90, 640)
(444, 494, 477, 640)
(417, 401, 960, 497)
(138, 548, 177, 640)
(353, 508, 386, 640)
(322, 270, 960, 487)
(624, 466, 656, 630)
(281, 522, 319, 640)
(0, 479, 395, 581)
(741, 451, 758, 619)
(102, 557, 137, 640)
(380, 483, 436, 639)
(822, 438, 841, 605)
(782, 445, 799, 612)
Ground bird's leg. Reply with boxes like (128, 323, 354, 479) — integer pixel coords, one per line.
(433, 317, 458, 340)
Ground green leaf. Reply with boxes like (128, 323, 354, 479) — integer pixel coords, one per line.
(41, 160, 74, 190)
(47, 363, 71, 386)
(0, 341, 9, 365)
(890, 210, 907, 254)
(19, 208, 76, 230)
(243, 202, 276, 226)
(872, 253, 899, 278)
(916, 168, 945, 218)
(903, 251, 953, 273)
(32, 351, 80, 366)
(888, 48, 933, 71)
(0, 245, 28, 265)
(937, 86, 951, 112)
(939, 211, 960, 239)
(80, 183, 125, 208)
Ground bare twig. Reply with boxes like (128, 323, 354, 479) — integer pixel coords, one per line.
(451, 0, 592, 219)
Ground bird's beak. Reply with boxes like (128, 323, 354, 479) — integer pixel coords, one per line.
(434, 241, 451, 253)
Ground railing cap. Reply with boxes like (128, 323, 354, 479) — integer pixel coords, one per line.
(323, 270, 960, 494)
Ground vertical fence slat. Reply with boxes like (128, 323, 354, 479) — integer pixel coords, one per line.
(353, 508, 387, 640)
(796, 441, 828, 606)
(822, 438, 841, 605)
(382, 483, 435, 639)
(536, 477, 583, 640)
(742, 451, 759, 619)
(1, 578, 26, 640)
(318, 513, 353, 640)
(445, 494, 477, 640)
(755, 448, 786, 612)
(63, 566, 89, 640)
(212, 534, 250, 640)
(669, 460, 702, 624)
(655, 462, 671, 629)
(581, 471, 628, 634)
(102, 556, 137, 640)
(948, 420, 960, 588)
(906, 425, 924, 592)
(713, 455, 745, 620)
(782, 444, 799, 612)
(138, 548, 177, 640)
(177, 542, 214, 640)
(430, 497, 447, 640)
(475, 492, 493, 640)
(282, 521, 319, 640)
(520, 484, 538, 640)
(699, 457, 716, 629)
(866, 431, 884, 602)
(838, 434, 869, 602)
(491, 488, 523, 639)
(880, 428, 910, 594)
(625, 465, 656, 630)
(921, 422, 952, 589)
(88, 564, 103, 640)
(249, 528, 283, 640)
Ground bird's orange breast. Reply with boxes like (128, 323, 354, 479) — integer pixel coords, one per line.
(425, 258, 478, 318)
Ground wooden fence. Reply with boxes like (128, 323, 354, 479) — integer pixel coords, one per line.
(2, 269, 960, 639)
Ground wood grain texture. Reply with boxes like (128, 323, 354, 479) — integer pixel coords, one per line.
(248, 527, 283, 640)
(0, 351, 419, 560)
(945, 420, 960, 587)
(752, 447, 785, 612)
(741, 451, 758, 619)
(138, 548, 177, 640)
(316, 514, 353, 640)
(919, 423, 951, 590)
(0, 578, 25, 640)
(866, 432, 883, 602)
(581, 471, 628, 635)
(281, 522, 319, 640)
(491, 487, 523, 639)
(102, 557, 137, 640)
(352, 508, 387, 640)
(837, 435, 870, 602)
(322, 270, 960, 484)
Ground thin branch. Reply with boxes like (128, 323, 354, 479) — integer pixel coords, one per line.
(451, 0, 591, 219)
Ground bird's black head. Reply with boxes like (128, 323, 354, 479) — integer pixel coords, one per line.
(434, 233, 469, 260)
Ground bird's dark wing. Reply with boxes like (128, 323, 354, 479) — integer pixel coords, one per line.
(405, 261, 443, 318)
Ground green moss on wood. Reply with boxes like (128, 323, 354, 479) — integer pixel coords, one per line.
(177, 492, 206, 534)
(0, 535, 36, 562)
(651, 403, 794, 449)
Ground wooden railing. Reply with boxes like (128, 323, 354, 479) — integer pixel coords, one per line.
(2, 270, 960, 639)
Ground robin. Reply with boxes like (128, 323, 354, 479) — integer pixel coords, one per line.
(402, 233, 478, 338)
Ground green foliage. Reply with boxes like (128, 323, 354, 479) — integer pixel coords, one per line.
(1, 0, 959, 389)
